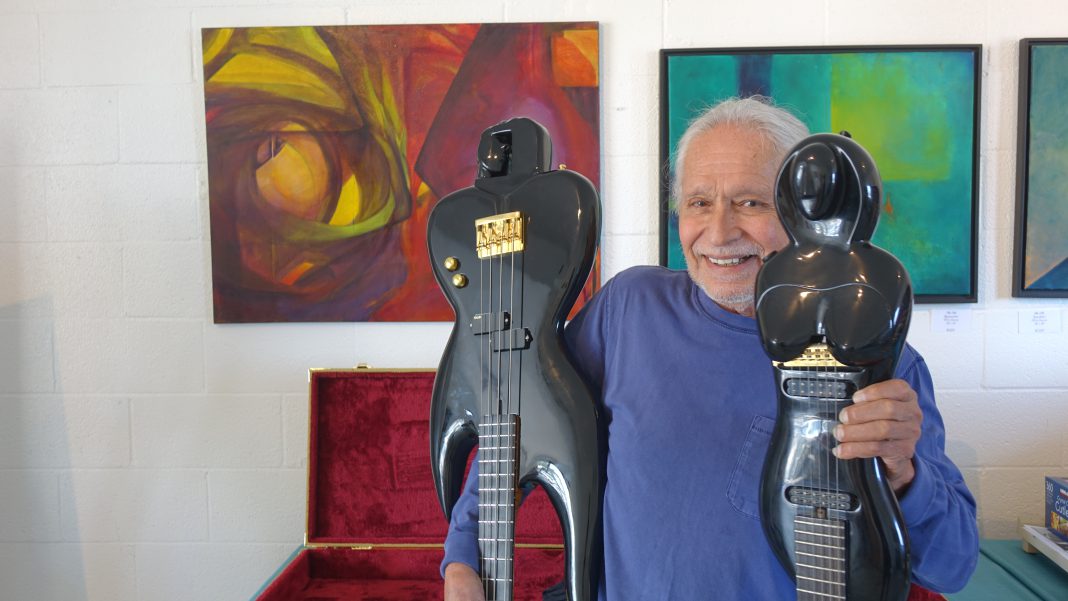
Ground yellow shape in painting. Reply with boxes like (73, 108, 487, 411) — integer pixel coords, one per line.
(346, 193, 395, 237)
(255, 134, 330, 220)
(329, 175, 362, 226)
(203, 29, 234, 65)
(247, 27, 341, 74)
(280, 261, 316, 286)
(564, 30, 599, 71)
(830, 55, 950, 181)
(210, 53, 346, 111)
(552, 29, 599, 87)
(327, 176, 397, 237)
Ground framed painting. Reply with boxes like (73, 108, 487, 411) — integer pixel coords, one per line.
(202, 23, 601, 322)
(659, 45, 981, 303)
(1013, 39, 1068, 297)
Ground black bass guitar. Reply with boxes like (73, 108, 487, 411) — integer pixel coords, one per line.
(755, 133, 912, 601)
(428, 118, 603, 601)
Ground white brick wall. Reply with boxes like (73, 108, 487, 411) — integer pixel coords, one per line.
(0, 14, 41, 90)
(0, 544, 137, 600)
(40, 10, 192, 86)
(2, 0, 1067, 598)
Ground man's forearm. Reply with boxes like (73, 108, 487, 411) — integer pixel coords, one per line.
(444, 562, 484, 601)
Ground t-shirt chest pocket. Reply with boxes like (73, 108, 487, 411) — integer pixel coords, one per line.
(725, 414, 775, 519)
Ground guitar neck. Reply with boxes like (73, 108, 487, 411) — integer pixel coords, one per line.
(795, 512, 847, 600)
(479, 414, 520, 601)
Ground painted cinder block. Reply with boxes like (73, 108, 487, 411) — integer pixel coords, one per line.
(131, 395, 282, 468)
(601, 232, 658, 279)
(663, 0, 825, 48)
(0, 88, 118, 166)
(989, 0, 1068, 40)
(983, 310, 1068, 388)
(0, 243, 123, 320)
(604, 154, 658, 237)
(0, 14, 40, 89)
(203, 324, 357, 393)
(118, 85, 201, 164)
(826, 0, 985, 44)
(208, 470, 305, 542)
(282, 392, 309, 468)
(0, 319, 54, 393)
(53, 319, 204, 394)
(0, 396, 131, 469)
(123, 242, 207, 319)
(0, 167, 47, 242)
(193, 5, 347, 34)
(0, 543, 136, 601)
(59, 470, 208, 543)
(0, 472, 60, 542)
(603, 75, 658, 160)
(907, 311, 985, 391)
(938, 390, 1066, 469)
(135, 543, 295, 601)
(45, 164, 201, 243)
(976, 468, 1053, 539)
(352, 322, 449, 369)
(40, 9, 192, 87)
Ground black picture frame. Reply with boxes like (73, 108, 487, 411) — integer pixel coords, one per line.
(1013, 38, 1068, 297)
(659, 45, 981, 303)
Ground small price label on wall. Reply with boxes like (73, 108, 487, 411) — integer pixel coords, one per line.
(1018, 309, 1062, 334)
(931, 309, 973, 333)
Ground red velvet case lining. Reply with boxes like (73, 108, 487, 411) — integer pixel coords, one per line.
(306, 370, 561, 545)
(255, 369, 943, 600)
(257, 547, 563, 601)
(255, 370, 564, 600)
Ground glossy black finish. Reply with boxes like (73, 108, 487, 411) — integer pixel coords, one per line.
(755, 133, 912, 600)
(428, 118, 603, 601)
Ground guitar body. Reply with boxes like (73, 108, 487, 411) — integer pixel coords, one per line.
(755, 133, 912, 601)
(428, 119, 603, 601)
(760, 364, 910, 601)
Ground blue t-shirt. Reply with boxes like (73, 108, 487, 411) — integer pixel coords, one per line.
(443, 266, 978, 599)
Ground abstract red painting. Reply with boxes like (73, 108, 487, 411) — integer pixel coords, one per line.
(202, 23, 600, 322)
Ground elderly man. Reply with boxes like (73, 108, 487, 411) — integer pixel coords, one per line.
(442, 97, 978, 600)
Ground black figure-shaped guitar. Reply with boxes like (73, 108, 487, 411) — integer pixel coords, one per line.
(428, 118, 603, 601)
(755, 133, 912, 601)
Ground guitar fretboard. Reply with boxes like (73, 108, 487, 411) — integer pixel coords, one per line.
(795, 513, 847, 600)
(478, 414, 520, 601)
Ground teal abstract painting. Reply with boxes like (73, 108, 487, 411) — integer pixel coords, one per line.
(660, 47, 980, 302)
(1015, 40, 1068, 296)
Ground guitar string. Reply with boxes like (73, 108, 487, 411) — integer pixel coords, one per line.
(826, 352, 832, 599)
(480, 247, 491, 597)
(495, 250, 504, 597)
(834, 351, 842, 597)
(480, 242, 489, 600)
(818, 348, 826, 599)
(496, 248, 505, 596)
(506, 234, 517, 593)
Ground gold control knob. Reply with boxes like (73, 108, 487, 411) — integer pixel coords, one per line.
(443, 256, 459, 271)
(452, 274, 468, 288)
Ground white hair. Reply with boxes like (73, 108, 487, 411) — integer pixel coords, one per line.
(670, 96, 809, 209)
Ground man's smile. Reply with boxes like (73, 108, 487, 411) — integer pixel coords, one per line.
(704, 254, 756, 267)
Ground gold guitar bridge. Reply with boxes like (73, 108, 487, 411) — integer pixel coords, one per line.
(779, 343, 848, 368)
(475, 211, 525, 258)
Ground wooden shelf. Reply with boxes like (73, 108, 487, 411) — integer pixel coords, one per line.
(1021, 524, 1068, 574)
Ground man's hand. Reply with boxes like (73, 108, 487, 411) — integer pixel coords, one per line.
(832, 378, 923, 495)
(444, 562, 485, 601)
